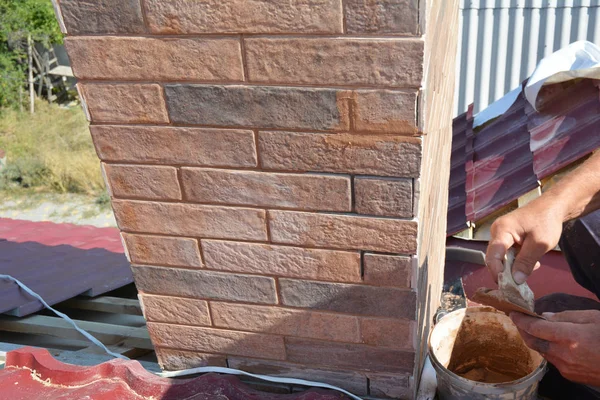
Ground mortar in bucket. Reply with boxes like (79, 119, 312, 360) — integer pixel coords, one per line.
(429, 306, 547, 400)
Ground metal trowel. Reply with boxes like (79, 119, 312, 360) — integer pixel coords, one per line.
(473, 248, 543, 319)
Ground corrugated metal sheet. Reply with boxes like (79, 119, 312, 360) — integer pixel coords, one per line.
(455, 0, 600, 116)
(0, 219, 132, 317)
(0, 347, 348, 400)
(447, 78, 600, 236)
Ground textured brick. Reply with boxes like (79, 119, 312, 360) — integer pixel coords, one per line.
(345, 0, 419, 35)
(144, 0, 343, 34)
(58, 0, 145, 34)
(246, 38, 423, 87)
(228, 358, 368, 396)
(156, 348, 227, 371)
(211, 302, 360, 342)
(354, 90, 419, 134)
(202, 240, 361, 282)
(103, 164, 181, 201)
(140, 294, 210, 326)
(165, 85, 350, 131)
(66, 37, 243, 81)
(368, 373, 413, 399)
(285, 338, 414, 373)
(363, 254, 413, 288)
(269, 211, 418, 254)
(354, 177, 413, 217)
(360, 318, 416, 350)
(279, 279, 417, 319)
(259, 132, 422, 177)
(132, 265, 277, 304)
(148, 323, 286, 360)
(91, 126, 257, 167)
(80, 84, 168, 124)
(123, 234, 202, 268)
(181, 168, 350, 212)
(113, 201, 267, 241)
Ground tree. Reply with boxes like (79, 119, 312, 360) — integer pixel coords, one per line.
(0, 0, 62, 109)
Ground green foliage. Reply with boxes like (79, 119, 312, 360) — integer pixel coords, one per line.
(0, 100, 105, 195)
(0, 0, 62, 109)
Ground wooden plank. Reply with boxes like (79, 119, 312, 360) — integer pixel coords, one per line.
(61, 296, 143, 316)
(517, 186, 542, 208)
(0, 315, 152, 350)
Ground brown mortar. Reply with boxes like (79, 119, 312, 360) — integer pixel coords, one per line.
(447, 316, 536, 383)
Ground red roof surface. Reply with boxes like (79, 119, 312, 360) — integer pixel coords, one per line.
(0, 347, 350, 400)
(447, 79, 600, 236)
(0, 218, 132, 316)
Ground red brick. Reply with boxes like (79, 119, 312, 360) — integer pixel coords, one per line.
(66, 37, 243, 81)
(259, 132, 422, 177)
(368, 373, 413, 399)
(211, 302, 360, 343)
(148, 322, 286, 360)
(156, 348, 227, 371)
(345, 0, 419, 35)
(363, 254, 413, 288)
(122, 233, 202, 268)
(90, 126, 257, 168)
(164, 85, 350, 132)
(269, 211, 418, 254)
(359, 318, 416, 350)
(201, 240, 361, 282)
(279, 279, 417, 319)
(144, 0, 343, 34)
(246, 38, 423, 87)
(103, 164, 181, 201)
(181, 168, 350, 212)
(80, 84, 168, 124)
(355, 177, 413, 218)
(228, 358, 368, 396)
(285, 338, 414, 373)
(58, 0, 145, 34)
(113, 200, 267, 241)
(132, 265, 277, 304)
(140, 294, 210, 326)
(354, 90, 419, 135)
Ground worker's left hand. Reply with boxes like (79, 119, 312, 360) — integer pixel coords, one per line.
(510, 310, 600, 386)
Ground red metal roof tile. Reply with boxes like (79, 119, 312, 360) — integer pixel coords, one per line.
(0, 218, 132, 316)
(0, 347, 349, 400)
(447, 79, 600, 236)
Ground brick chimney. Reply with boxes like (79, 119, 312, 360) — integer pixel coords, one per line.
(54, 1, 459, 398)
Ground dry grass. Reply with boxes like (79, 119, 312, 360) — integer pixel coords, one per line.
(0, 100, 104, 195)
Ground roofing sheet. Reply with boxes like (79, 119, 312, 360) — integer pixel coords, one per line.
(447, 78, 600, 236)
(0, 347, 349, 400)
(0, 218, 132, 317)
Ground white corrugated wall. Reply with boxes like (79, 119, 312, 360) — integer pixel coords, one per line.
(455, 0, 600, 115)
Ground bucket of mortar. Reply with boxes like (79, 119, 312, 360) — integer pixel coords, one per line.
(429, 306, 547, 400)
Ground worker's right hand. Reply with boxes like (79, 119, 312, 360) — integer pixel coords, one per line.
(485, 200, 564, 284)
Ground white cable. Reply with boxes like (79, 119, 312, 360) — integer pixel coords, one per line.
(1, 274, 365, 399)
(159, 366, 364, 400)
(0, 274, 129, 360)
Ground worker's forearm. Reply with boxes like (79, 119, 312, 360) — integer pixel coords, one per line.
(537, 150, 600, 222)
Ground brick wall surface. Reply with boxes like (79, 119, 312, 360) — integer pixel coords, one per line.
(54, 1, 459, 398)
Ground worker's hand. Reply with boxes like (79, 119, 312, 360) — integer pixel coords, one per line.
(511, 310, 600, 386)
(485, 201, 564, 284)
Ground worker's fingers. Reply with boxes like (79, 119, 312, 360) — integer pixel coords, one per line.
(543, 310, 600, 324)
(486, 231, 514, 283)
(516, 327, 552, 356)
(510, 312, 571, 342)
(512, 236, 548, 284)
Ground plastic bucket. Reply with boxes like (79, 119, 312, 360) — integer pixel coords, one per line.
(429, 307, 547, 400)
